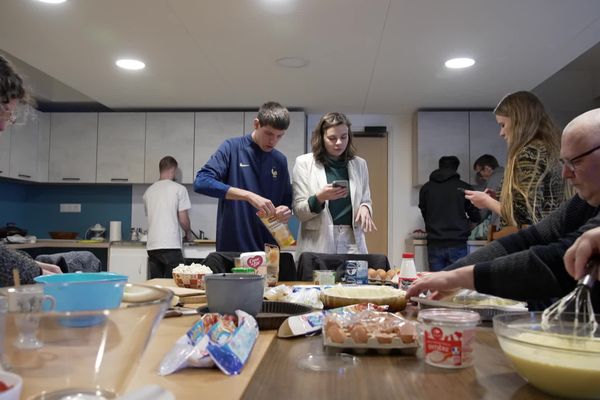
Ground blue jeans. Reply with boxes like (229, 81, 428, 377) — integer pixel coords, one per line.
(427, 245, 468, 272)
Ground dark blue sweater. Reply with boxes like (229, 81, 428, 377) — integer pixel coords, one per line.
(194, 135, 292, 252)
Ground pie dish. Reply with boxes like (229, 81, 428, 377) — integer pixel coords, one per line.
(320, 285, 407, 311)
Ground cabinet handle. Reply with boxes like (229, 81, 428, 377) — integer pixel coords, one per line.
(110, 178, 129, 182)
(62, 177, 81, 181)
(18, 174, 31, 178)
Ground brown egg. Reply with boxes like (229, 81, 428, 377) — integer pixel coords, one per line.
(368, 268, 377, 279)
(349, 324, 369, 344)
(326, 324, 347, 344)
(386, 269, 396, 279)
(377, 269, 387, 280)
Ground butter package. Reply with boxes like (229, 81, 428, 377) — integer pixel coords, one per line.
(240, 251, 267, 277)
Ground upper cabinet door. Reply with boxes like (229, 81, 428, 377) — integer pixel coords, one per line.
(145, 113, 194, 184)
(194, 112, 244, 174)
(36, 112, 50, 183)
(49, 113, 98, 183)
(468, 111, 506, 184)
(0, 126, 11, 177)
(9, 112, 39, 181)
(243, 110, 306, 176)
(97, 113, 146, 183)
(415, 112, 470, 186)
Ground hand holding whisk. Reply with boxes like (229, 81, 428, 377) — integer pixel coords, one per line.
(541, 258, 599, 337)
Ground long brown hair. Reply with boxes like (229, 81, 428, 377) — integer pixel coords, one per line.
(494, 91, 562, 225)
(311, 112, 356, 166)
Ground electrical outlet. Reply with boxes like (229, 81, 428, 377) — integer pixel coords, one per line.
(60, 203, 81, 213)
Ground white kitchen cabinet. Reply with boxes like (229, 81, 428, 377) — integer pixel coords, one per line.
(414, 111, 503, 187)
(9, 110, 50, 182)
(108, 246, 148, 283)
(49, 113, 98, 183)
(468, 111, 506, 183)
(194, 112, 244, 173)
(183, 243, 216, 260)
(0, 126, 11, 177)
(36, 112, 50, 182)
(243, 110, 306, 175)
(97, 113, 146, 183)
(145, 112, 194, 184)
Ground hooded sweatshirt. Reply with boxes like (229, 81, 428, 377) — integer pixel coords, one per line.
(419, 168, 481, 247)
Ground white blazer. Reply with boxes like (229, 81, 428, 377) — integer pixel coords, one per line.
(292, 153, 373, 256)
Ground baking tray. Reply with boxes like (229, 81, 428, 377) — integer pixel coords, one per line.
(197, 301, 313, 330)
(411, 294, 527, 321)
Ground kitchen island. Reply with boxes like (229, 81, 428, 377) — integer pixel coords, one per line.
(117, 281, 554, 400)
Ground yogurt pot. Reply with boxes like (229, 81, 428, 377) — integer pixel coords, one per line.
(417, 308, 480, 369)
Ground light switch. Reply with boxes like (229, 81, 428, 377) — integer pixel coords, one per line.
(60, 203, 81, 213)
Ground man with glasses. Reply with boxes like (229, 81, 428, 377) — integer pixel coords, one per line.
(407, 108, 600, 312)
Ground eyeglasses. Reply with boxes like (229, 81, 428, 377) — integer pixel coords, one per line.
(0, 103, 17, 125)
(559, 144, 600, 172)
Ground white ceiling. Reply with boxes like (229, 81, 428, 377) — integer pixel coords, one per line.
(1, 0, 600, 114)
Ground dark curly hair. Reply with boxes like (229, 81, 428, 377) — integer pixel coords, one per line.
(0, 55, 27, 105)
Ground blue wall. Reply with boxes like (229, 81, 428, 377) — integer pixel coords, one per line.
(0, 181, 132, 239)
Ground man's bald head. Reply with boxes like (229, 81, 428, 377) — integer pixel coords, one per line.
(561, 108, 600, 206)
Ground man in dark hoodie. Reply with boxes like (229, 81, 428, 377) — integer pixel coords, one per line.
(419, 156, 481, 271)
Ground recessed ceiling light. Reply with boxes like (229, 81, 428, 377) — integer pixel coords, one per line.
(445, 57, 475, 69)
(115, 59, 146, 71)
(276, 57, 309, 68)
(37, 0, 67, 4)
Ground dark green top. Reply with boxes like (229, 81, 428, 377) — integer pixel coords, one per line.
(308, 157, 353, 225)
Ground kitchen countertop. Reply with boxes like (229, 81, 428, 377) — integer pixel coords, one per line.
(413, 239, 487, 246)
(5, 239, 216, 249)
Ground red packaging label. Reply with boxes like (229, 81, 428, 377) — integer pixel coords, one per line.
(246, 255, 263, 269)
(423, 327, 464, 367)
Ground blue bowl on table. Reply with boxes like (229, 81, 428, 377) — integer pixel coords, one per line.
(34, 272, 128, 327)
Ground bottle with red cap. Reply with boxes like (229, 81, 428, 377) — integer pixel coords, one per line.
(399, 252, 417, 280)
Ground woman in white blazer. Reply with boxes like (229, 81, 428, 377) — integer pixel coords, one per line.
(292, 112, 377, 257)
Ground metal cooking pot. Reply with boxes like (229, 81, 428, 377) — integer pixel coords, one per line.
(0, 223, 27, 238)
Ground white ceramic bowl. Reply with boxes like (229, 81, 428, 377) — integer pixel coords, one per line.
(0, 371, 23, 400)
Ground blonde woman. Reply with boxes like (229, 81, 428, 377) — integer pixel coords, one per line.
(465, 91, 567, 227)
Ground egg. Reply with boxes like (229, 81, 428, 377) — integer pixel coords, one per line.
(377, 269, 387, 280)
(350, 324, 369, 343)
(386, 269, 396, 280)
(368, 268, 378, 280)
(326, 323, 347, 344)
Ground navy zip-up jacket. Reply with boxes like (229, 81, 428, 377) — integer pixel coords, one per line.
(194, 135, 292, 252)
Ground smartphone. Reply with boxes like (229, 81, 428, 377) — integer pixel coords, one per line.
(332, 180, 349, 188)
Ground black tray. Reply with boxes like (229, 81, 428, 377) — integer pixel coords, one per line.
(197, 301, 312, 330)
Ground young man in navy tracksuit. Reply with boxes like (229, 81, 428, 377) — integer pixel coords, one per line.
(194, 101, 293, 252)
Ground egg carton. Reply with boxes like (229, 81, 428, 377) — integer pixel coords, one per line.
(323, 332, 417, 354)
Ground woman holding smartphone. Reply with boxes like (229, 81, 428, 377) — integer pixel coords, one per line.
(292, 112, 376, 256)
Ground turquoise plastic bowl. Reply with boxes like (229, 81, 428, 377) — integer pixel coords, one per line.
(34, 272, 128, 313)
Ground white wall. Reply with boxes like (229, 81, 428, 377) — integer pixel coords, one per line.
(131, 184, 219, 239)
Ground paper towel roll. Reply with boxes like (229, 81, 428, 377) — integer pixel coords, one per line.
(109, 221, 122, 242)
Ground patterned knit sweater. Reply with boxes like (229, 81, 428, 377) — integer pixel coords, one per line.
(500, 140, 565, 226)
(0, 244, 42, 286)
(445, 194, 600, 310)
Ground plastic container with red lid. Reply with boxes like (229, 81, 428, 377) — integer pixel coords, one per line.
(417, 308, 480, 369)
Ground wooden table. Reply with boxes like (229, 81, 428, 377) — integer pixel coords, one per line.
(124, 282, 555, 400)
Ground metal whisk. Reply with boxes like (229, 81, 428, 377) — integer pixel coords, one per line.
(541, 259, 599, 337)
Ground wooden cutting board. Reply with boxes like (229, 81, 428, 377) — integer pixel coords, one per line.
(144, 278, 206, 304)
